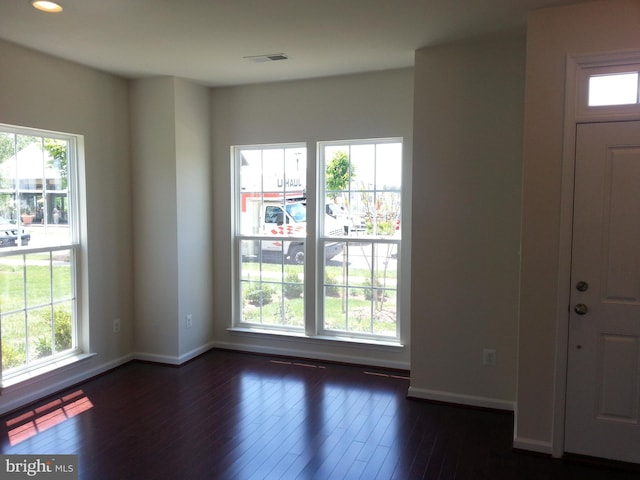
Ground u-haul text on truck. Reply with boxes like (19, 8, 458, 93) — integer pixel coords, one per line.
(240, 175, 344, 264)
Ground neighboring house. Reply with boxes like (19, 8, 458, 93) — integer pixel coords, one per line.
(0, 143, 63, 224)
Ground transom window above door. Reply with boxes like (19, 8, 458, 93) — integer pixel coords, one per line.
(588, 71, 639, 106)
(573, 55, 640, 121)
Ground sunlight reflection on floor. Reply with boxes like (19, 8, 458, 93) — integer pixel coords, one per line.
(5, 390, 93, 446)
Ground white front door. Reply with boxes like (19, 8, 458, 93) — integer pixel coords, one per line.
(565, 121, 640, 463)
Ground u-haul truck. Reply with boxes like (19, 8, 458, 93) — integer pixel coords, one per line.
(240, 190, 344, 264)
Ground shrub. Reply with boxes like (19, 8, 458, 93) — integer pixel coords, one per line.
(54, 310, 73, 351)
(325, 273, 340, 297)
(283, 270, 304, 299)
(363, 277, 384, 301)
(35, 310, 73, 358)
(35, 337, 52, 358)
(365, 220, 395, 236)
(2, 343, 26, 369)
(244, 282, 275, 306)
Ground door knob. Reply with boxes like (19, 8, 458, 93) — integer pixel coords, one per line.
(576, 281, 589, 292)
(574, 303, 589, 315)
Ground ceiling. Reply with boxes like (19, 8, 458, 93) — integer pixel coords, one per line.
(0, 0, 587, 87)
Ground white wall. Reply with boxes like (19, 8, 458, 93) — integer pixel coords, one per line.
(130, 77, 214, 363)
(174, 78, 215, 359)
(410, 39, 525, 410)
(517, 0, 640, 455)
(210, 69, 414, 368)
(0, 40, 133, 413)
(130, 77, 180, 360)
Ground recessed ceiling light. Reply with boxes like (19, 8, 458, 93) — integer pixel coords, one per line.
(32, 1, 63, 13)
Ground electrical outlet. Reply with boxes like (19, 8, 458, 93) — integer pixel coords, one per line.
(113, 318, 120, 334)
(186, 314, 193, 329)
(483, 348, 497, 366)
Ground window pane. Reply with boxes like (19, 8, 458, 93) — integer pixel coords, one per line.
(52, 249, 72, 301)
(26, 253, 52, 308)
(347, 287, 374, 334)
(1, 312, 27, 370)
(53, 303, 74, 354)
(29, 306, 53, 361)
(0, 132, 17, 190)
(24, 305, 74, 361)
(350, 145, 375, 189)
(356, 191, 401, 237)
(16, 135, 41, 191)
(0, 255, 25, 311)
(0, 193, 16, 221)
(324, 286, 347, 331)
(588, 72, 639, 106)
(375, 143, 402, 190)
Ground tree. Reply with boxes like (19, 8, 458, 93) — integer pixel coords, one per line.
(0, 133, 16, 163)
(44, 139, 68, 189)
(325, 151, 353, 198)
(0, 134, 36, 162)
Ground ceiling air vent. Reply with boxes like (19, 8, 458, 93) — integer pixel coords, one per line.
(244, 53, 289, 63)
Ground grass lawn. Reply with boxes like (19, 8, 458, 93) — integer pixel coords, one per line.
(241, 282, 397, 336)
(240, 250, 398, 336)
(0, 260, 73, 369)
(241, 262, 397, 281)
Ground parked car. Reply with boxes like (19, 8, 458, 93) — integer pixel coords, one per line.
(0, 218, 31, 247)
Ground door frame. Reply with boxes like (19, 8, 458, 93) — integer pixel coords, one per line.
(554, 49, 640, 458)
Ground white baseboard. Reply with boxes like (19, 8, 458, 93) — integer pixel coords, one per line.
(177, 342, 217, 364)
(407, 386, 515, 411)
(133, 341, 216, 365)
(1, 341, 403, 416)
(133, 352, 181, 365)
(512, 436, 553, 455)
(0, 343, 219, 415)
(0, 353, 135, 416)
(212, 340, 410, 370)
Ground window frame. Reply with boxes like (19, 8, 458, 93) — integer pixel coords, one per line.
(0, 124, 83, 387)
(232, 143, 308, 333)
(575, 53, 640, 121)
(317, 138, 402, 342)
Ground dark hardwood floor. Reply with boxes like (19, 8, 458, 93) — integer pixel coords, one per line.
(0, 349, 637, 479)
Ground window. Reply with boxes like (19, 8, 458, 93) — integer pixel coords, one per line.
(573, 55, 640, 121)
(588, 72, 639, 106)
(0, 125, 80, 385)
(320, 139, 402, 340)
(233, 138, 402, 343)
(235, 144, 307, 331)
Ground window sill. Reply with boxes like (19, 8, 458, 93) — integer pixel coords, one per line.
(1, 352, 96, 390)
(227, 327, 405, 349)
